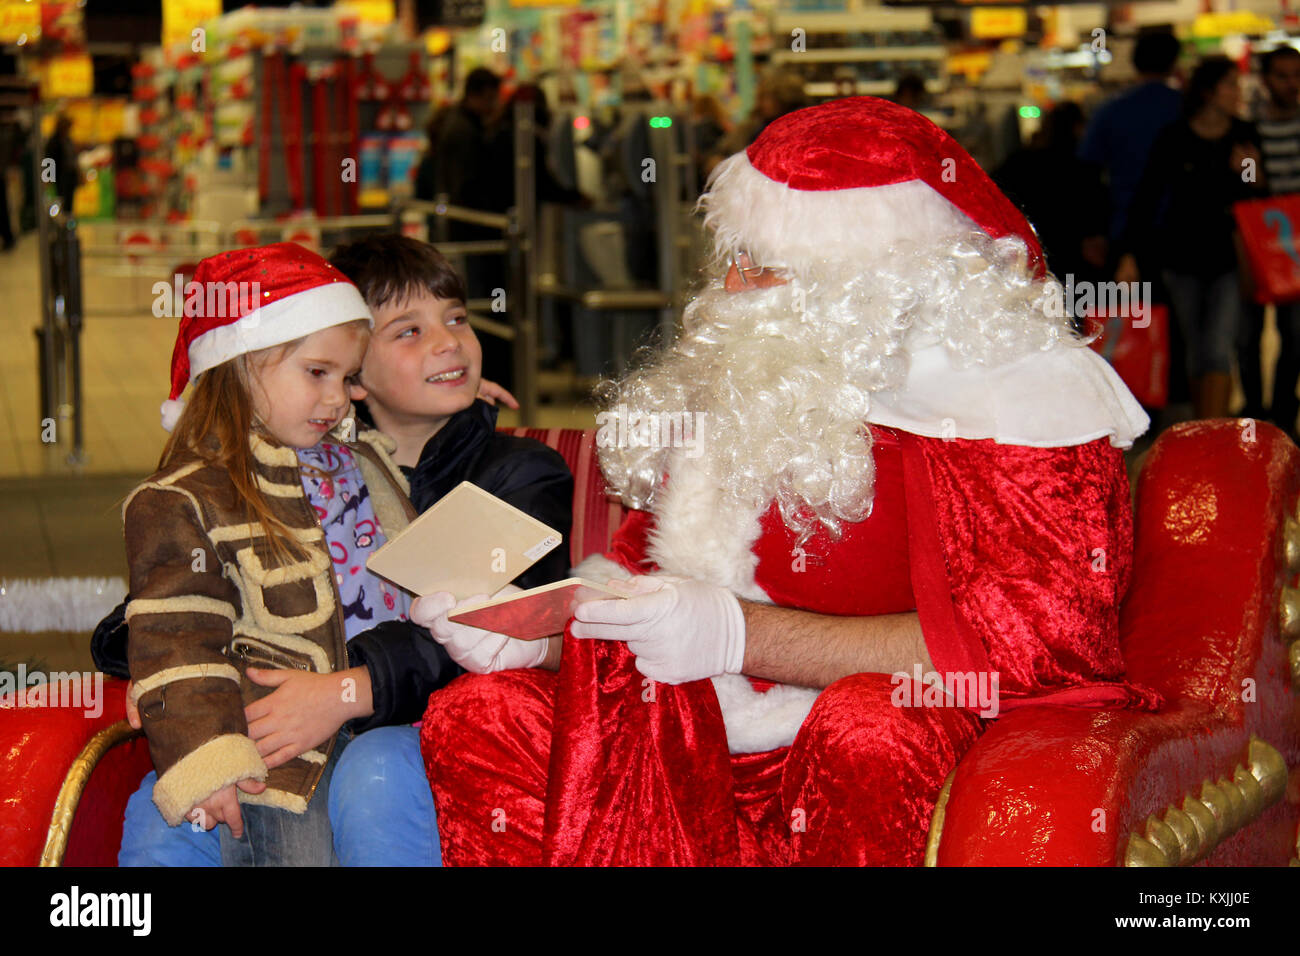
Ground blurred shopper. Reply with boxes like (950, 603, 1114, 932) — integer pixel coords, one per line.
(0, 116, 19, 250)
(703, 69, 806, 177)
(495, 83, 590, 372)
(1239, 45, 1300, 438)
(1079, 31, 1182, 244)
(994, 101, 1109, 293)
(43, 113, 78, 217)
(691, 94, 729, 193)
(1117, 57, 1264, 420)
(414, 103, 453, 211)
(435, 68, 512, 386)
(495, 83, 589, 208)
(892, 73, 928, 112)
(434, 67, 503, 209)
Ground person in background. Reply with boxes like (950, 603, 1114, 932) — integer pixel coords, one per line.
(702, 69, 807, 177)
(1117, 56, 1264, 420)
(892, 73, 928, 113)
(1239, 45, 1300, 440)
(994, 101, 1109, 299)
(435, 67, 511, 388)
(495, 83, 589, 208)
(413, 103, 453, 221)
(43, 114, 78, 217)
(691, 94, 729, 194)
(1079, 30, 1183, 245)
(0, 117, 18, 251)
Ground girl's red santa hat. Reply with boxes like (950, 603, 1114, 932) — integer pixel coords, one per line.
(701, 95, 1047, 278)
(160, 242, 372, 431)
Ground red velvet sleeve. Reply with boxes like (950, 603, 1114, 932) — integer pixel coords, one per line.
(900, 431, 1160, 711)
(604, 507, 660, 575)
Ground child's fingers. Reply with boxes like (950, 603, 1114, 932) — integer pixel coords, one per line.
(251, 728, 291, 758)
(245, 713, 278, 742)
(236, 777, 267, 795)
(263, 742, 301, 770)
(224, 799, 245, 840)
(244, 666, 292, 687)
(244, 696, 271, 724)
(124, 690, 142, 730)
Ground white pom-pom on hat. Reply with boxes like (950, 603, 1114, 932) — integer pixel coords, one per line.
(160, 398, 184, 432)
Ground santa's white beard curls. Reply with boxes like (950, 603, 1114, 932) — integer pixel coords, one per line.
(597, 228, 1087, 545)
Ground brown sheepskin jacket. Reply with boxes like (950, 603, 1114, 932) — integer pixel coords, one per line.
(123, 421, 416, 826)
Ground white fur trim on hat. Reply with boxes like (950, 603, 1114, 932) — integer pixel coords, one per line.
(186, 281, 372, 383)
(701, 151, 980, 277)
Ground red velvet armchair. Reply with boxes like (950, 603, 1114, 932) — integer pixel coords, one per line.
(2, 421, 1297, 867)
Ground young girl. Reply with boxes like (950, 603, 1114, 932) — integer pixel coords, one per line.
(119, 242, 454, 866)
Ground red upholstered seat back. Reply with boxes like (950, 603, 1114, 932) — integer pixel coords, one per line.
(1120, 419, 1300, 718)
(497, 427, 629, 568)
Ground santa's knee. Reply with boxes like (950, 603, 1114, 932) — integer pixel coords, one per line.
(791, 672, 983, 791)
(419, 670, 556, 779)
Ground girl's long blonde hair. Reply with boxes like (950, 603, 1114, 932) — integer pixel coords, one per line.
(158, 321, 368, 567)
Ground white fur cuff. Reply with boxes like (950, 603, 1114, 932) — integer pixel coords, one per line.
(572, 553, 633, 583)
(152, 733, 268, 827)
(710, 673, 821, 754)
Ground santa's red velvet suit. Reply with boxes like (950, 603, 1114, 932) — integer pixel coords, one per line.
(419, 97, 1160, 866)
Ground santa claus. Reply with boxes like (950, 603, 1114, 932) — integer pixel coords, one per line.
(413, 96, 1159, 866)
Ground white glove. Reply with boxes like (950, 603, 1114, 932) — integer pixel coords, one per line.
(410, 589, 549, 674)
(570, 575, 746, 685)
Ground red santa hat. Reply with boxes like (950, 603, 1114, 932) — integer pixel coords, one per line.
(160, 242, 372, 431)
(701, 96, 1046, 279)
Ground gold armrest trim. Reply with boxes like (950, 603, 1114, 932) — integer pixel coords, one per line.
(39, 720, 143, 867)
(1124, 736, 1287, 866)
(923, 769, 956, 867)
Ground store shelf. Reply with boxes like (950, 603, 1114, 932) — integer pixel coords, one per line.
(773, 10, 934, 32)
(772, 46, 947, 63)
(803, 78, 946, 97)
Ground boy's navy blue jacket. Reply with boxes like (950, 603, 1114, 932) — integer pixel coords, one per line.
(92, 400, 574, 733)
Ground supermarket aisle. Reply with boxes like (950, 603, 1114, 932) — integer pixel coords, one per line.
(0, 229, 175, 478)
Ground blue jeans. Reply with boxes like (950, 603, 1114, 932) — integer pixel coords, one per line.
(1163, 269, 1243, 378)
(328, 725, 441, 867)
(119, 727, 440, 866)
(120, 734, 345, 867)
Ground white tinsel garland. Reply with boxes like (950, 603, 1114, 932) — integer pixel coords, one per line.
(0, 578, 127, 633)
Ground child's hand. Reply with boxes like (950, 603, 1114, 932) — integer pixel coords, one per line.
(190, 778, 266, 840)
(124, 682, 141, 729)
(243, 668, 360, 769)
(477, 379, 520, 410)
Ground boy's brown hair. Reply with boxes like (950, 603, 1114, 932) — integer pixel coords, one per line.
(328, 234, 467, 309)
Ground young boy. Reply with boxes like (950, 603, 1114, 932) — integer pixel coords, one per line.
(95, 236, 573, 866)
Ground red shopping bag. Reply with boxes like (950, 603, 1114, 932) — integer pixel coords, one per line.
(1233, 196, 1300, 304)
(1083, 305, 1169, 408)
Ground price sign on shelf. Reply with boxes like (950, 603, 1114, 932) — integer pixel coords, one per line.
(161, 0, 222, 47)
(0, 0, 40, 44)
(42, 53, 93, 100)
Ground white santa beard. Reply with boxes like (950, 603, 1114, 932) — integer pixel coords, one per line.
(599, 237, 1080, 540)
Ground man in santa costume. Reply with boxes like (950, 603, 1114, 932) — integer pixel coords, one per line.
(413, 96, 1159, 866)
